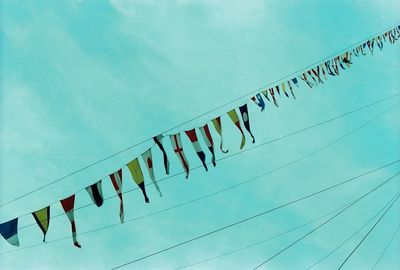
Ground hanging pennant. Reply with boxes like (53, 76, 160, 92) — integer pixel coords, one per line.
(60, 195, 81, 248)
(185, 128, 208, 171)
(0, 218, 19, 246)
(251, 93, 266, 111)
(109, 169, 124, 223)
(275, 85, 281, 96)
(211, 116, 229, 153)
(311, 67, 324, 84)
(268, 88, 279, 107)
(376, 35, 384, 50)
(319, 63, 328, 80)
(199, 124, 216, 167)
(141, 148, 162, 197)
(342, 52, 352, 67)
(227, 109, 246, 150)
(301, 73, 314, 88)
(85, 180, 104, 207)
(307, 70, 319, 85)
(281, 82, 290, 98)
(261, 90, 271, 102)
(127, 158, 150, 203)
(170, 133, 190, 179)
(153, 135, 170, 175)
(324, 60, 336, 76)
(287, 80, 296, 99)
(291, 77, 300, 88)
(32, 206, 50, 242)
(238, 104, 255, 144)
(367, 39, 375, 54)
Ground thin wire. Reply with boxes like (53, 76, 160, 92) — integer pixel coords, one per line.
(306, 196, 399, 269)
(337, 196, 400, 269)
(371, 222, 400, 270)
(251, 175, 400, 270)
(110, 172, 400, 269)
(175, 191, 399, 270)
(12, 93, 400, 228)
(1, 23, 398, 208)
(3, 159, 398, 256)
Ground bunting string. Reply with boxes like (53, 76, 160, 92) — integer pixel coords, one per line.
(1, 24, 399, 249)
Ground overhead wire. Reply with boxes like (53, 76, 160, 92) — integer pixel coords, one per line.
(370, 222, 400, 270)
(174, 191, 399, 270)
(251, 175, 400, 270)
(337, 194, 400, 269)
(306, 196, 399, 269)
(0, 98, 397, 255)
(10, 93, 400, 228)
(110, 170, 400, 269)
(1, 22, 398, 208)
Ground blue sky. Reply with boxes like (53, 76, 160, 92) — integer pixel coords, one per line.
(0, 0, 399, 269)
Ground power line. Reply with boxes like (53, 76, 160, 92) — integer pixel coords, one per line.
(10, 93, 400, 227)
(1, 23, 398, 209)
(371, 222, 400, 270)
(175, 191, 399, 270)
(110, 171, 400, 269)
(251, 173, 400, 270)
(337, 194, 400, 269)
(306, 195, 399, 269)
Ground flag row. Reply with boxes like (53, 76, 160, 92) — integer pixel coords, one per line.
(1, 25, 399, 249)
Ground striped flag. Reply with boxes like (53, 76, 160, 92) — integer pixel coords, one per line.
(127, 158, 150, 203)
(199, 124, 216, 167)
(227, 109, 246, 150)
(238, 104, 255, 144)
(141, 148, 162, 197)
(109, 169, 124, 223)
(211, 116, 229, 153)
(32, 206, 50, 242)
(153, 135, 170, 175)
(251, 93, 265, 111)
(170, 133, 190, 179)
(0, 218, 19, 246)
(85, 180, 104, 207)
(185, 128, 208, 171)
(60, 195, 81, 248)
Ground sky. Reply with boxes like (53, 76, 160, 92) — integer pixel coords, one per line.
(0, 0, 399, 269)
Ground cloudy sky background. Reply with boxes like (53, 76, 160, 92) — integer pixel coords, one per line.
(1, 0, 399, 269)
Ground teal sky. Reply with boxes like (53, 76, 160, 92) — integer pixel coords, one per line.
(1, 0, 399, 269)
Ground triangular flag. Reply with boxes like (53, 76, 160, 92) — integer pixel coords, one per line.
(85, 180, 104, 207)
(199, 124, 216, 167)
(227, 109, 246, 150)
(287, 80, 296, 99)
(311, 66, 324, 84)
(185, 128, 208, 171)
(0, 218, 19, 246)
(170, 133, 190, 179)
(291, 77, 299, 88)
(269, 88, 279, 107)
(109, 169, 124, 223)
(251, 93, 265, 111)
(127, 158, 150, 203)
(301, 72, 314, 88)
(211, 116, 229, 153)
(141, 148, 162, 197)
(281, 82, 290, 98)
(32, 206, 50, 242)
(238, 104, 255, 144)
(261, 90, 271, 102)
(60, 195, 81, 248)
(153, 135, 170, 175)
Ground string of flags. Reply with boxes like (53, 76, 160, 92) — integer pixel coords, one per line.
(1, 25, 399, 249)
